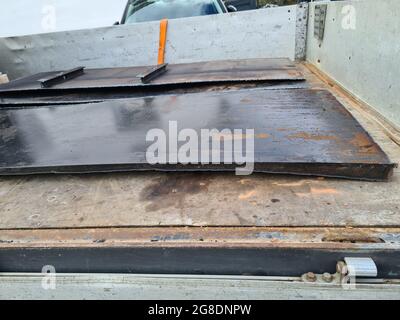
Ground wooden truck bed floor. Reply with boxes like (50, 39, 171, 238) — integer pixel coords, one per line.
(0, 63, 399, 257)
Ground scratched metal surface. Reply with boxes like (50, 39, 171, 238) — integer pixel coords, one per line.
(0, 58, 304, 93)
(0, 88, 394, 180)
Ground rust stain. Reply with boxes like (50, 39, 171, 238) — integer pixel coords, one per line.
(310, 187, 339, 195)
(287, 131, 338, 141)
(276, 128, 294, 132)
(295, 187, 339, 197)
(256, 133, 270, 139)
(239, 179, 253, 185)
(322, 231, 384, 243)
(350, 133, 380, 155)
(305, 62, 400, 147)
(287, 70, 303, 77)
(272, 180, 309, 187)
(2, 226, 396, 250)
(212, 133, 270, 141)
(238, 190, 257, 200)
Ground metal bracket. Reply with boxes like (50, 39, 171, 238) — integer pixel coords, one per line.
(137, 63, 168, 84)
(38, 66, 85, 88)
(301, 257, 378, 285)
(344, 257, 378, 278)
(314, 4, 327, 42)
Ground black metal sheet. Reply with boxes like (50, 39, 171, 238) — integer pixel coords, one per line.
(0, 81, 307, 106)
(0, 88, 395, 180)
(0, 58, 304, 93)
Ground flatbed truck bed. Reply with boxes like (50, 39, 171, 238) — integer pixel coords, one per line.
(0, 0, 399, 299)
(0, 64, 399, 282)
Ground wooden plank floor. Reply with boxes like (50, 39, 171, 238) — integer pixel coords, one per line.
(0, 64, 399, 230)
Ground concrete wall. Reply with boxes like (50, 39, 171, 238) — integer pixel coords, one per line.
(0, 6, 299, 79)
(306, 0, 400, 128)
(0, 0, 127, 38)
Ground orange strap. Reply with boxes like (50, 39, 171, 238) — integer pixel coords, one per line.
(157, 19, 168, 65)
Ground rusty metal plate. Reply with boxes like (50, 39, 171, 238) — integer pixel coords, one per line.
(0, 58, 304, 93)
(0, 88, 395, 180)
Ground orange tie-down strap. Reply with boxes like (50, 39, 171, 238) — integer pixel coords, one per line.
(158, 19, 168, 65)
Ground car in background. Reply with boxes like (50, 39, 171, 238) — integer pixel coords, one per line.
(224, 0, 257, 11)
(120, 0, 237, 24)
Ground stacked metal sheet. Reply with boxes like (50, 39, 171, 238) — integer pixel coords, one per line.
(0, 58, 395, 180)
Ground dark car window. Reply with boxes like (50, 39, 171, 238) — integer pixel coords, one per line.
(123, 0, 225, 24)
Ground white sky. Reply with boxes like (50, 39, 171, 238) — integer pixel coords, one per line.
(0, 0, 128, 37)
